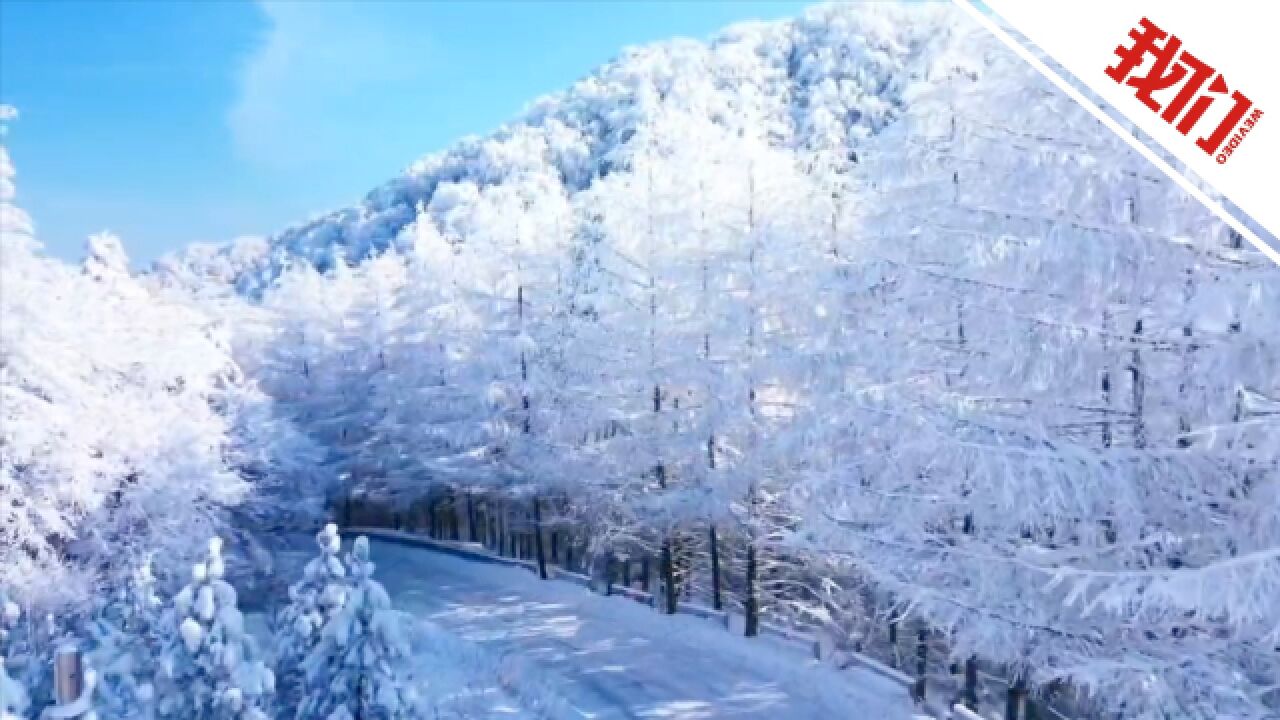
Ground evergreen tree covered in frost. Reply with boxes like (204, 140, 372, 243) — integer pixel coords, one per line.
(274, 524, 347, 711)
(89, 557, 163, 719)
(155, 539, 274, 720)
(0, 660, 24, 720)
(0, 590, 27, 720)
(298, 536, 415, 720)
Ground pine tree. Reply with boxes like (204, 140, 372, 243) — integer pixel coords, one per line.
(298, 536, 416, 720)
(89, 557, 162, 719)
(274, 524, 347, 711)
(0, 590, 27, 720)
(154, 538, 274, 720)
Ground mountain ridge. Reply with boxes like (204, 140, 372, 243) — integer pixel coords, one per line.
(158, 2, 989, 293)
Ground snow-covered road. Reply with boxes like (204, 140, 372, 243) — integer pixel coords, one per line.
(363, 536, 916, 720)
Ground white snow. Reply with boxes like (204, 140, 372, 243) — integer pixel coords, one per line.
(179, 617, 204, 654)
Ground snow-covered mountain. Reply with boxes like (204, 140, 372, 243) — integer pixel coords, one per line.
(158, 3, 988, 292)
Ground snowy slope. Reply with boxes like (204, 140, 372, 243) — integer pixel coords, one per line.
(157, 2, 990, 293)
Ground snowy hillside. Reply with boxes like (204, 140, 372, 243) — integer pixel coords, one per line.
(157, 3, 988, 293)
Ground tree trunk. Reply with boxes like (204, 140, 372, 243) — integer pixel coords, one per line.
(501, 505, 510, 557)
(1006, 677, 1027, 720)
(888, 618, 899, 667)
(533, 497, 548, 579)
(452, 494, 462, 540)
(661, 540, 677, 614)
(1131, 318, 1146, 448)
(708, 524, 722, 611)
(466, 492, 478, 542)
(744, 541, 759, 637)
(912, 628, 927, 703)
(357, 670, 366, 720)
(963, 656, 979, 709)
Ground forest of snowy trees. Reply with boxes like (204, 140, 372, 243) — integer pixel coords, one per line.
(2, 4, 1278, 719)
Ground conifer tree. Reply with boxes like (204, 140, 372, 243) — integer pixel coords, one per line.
(90, 557, 163, 719)
(154, 539, 274, 720)
(298, 536, 416, 720)
(274, 524, 348, 711)
(0, 591, 27, 720)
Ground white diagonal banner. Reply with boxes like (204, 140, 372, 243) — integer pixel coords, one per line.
(954, 0, 1280, 266)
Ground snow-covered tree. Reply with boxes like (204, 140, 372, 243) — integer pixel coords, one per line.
(355, 219, 510, 510)
(0, 589, 27, 720)
(83, 231, 132, 285)
(794, 26, 1280, 718)
(1, 114, 268, 604)
(298, 536, 416, 720)
(89, 557, 162, 720)
(154, 538, 274, 720)
(273, 524, 347, 711)
(0, 667, 24, 720)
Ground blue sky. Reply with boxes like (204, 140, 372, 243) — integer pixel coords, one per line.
(0, 0, 809, 265)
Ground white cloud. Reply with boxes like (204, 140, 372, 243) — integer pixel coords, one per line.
(228, 1, 430, 169)
(0, 104, 17, 140)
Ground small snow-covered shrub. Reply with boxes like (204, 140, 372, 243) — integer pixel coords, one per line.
(272, 524, 347, 711)
(88, 558, 163, 719)
(154, 538, 274, 720)
(297, 536, 417, 720)
(0, 591, 28, 720)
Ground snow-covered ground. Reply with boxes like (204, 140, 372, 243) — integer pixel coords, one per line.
(356, 536, 916, 720)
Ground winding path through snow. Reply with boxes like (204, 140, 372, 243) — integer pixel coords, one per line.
(364, 536, 916, 720)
